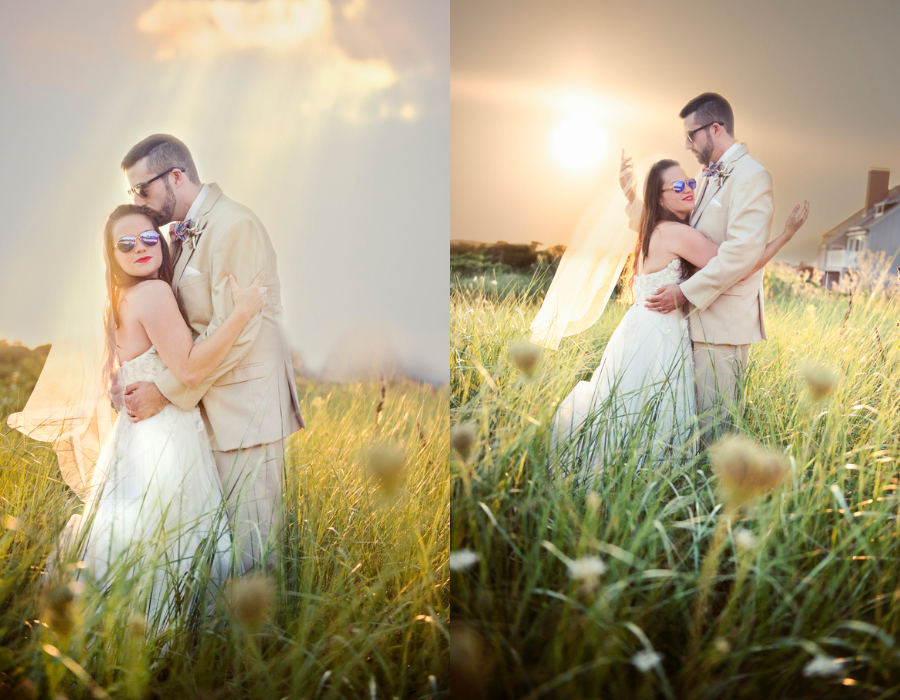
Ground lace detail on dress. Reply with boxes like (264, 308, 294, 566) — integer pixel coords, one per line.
(632, 259, 684, 306)
(117, 347, 204, 433)
(118, 346, 167, 385)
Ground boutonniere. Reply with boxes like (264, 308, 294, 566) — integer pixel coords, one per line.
(715, 163, 734, 187)
(184, 217, 207, 250)
(702, 161, 734, 187)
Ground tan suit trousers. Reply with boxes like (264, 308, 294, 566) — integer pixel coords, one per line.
(693, 342, 750, 444)
(214, 439, 285, 573)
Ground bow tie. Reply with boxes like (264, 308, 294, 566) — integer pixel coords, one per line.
(702, 162, 723, 179)
(169, 218, 192, 243)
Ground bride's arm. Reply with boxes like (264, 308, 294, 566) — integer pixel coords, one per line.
(130, 275, 265, 387)
(742, 201, 809, 276)
(667, 202, 809, 274)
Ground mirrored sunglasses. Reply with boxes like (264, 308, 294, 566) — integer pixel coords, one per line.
(116, 230, 160, 253)
(663, 179, 697, 194)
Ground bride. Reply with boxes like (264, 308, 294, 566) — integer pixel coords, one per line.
(40, 203, 265, 623)
(549, 159, 807, 483)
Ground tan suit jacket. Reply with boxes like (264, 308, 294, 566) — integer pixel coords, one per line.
(679, 143, 774, 345)
(155, 183, 304, 451)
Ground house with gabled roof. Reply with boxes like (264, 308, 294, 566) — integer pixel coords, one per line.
(818, 168, 900, 288)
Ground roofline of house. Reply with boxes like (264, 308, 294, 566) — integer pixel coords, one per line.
(819, 183, 900, 249)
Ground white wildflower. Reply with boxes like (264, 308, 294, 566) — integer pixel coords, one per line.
(566, 556, 607, 580)
(803, 655, 846, 678)
(733, 528, 757, 550)
(449, 549, 481, 571)
(632, 649, 663, 672)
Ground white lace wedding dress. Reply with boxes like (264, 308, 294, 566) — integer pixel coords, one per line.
(58, 346, 233, 624)
(551, 259, 697, 485)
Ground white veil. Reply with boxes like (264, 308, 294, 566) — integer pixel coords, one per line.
(530, 162, 642, 350)
(7, 221, 117, 499)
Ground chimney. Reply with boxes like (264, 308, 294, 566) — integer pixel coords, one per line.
(866, 168, 890, 212)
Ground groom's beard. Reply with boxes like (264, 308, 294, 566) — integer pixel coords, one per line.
(146, 181, 177, 226)
(693, 141, 714, 165)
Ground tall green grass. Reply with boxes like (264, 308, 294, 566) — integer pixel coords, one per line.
(0, 377, 449, 699)
(451, 266, 900, 699)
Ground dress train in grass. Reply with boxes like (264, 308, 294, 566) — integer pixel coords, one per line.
(551, 259, 698, 485)
(56, 346, 234, 627)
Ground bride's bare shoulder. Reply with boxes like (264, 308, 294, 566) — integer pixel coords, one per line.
(656, 220, 696, 236)
(120, 280, 176, 312)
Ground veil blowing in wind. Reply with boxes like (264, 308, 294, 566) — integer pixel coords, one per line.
(7, 222, 116, 500)
(529, 158, 640, 349)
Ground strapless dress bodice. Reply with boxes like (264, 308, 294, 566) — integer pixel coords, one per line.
(118, 346, 167, 386)
(632, 259, 684, 305)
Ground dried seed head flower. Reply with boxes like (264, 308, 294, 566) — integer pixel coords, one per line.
(364, 443, 406, 494)
(713, 637, 732, 654)
(127, 613, 148, 637)
(41, 582, 77, 637)
(800, 362, 838, 401)
(13, 678, 38, 700)
(449, 549, 481, 571)
(229, 574, 274, 629)
(449, 422, 477, 460)
(509, 340, 541, 378)
(586, 492, 601, 512)
(450, 622, 488, 698)
(711, 435, 790, 507)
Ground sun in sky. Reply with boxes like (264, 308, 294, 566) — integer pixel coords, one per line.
(548, 91, 609, 173)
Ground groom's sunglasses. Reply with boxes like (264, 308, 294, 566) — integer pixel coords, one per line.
(116, 231, 160, 253)
(126, 167, 185, 198)
(662, 179, 697, 194)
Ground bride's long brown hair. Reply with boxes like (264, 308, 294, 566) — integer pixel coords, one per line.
(626, 159, 698, 297)
(102, 204, 175, 374)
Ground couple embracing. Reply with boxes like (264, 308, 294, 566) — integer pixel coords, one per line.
(542, 93, 808, 480)
(11, 134, 303, 619)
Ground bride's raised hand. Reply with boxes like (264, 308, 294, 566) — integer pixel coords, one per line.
(228, 271, 267, 319)
(619, 149, 636, 202)
(783, 200, 810, 239)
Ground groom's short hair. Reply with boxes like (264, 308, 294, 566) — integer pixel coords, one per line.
(121, 134, 201, 185)
(679, 93, 734, 136)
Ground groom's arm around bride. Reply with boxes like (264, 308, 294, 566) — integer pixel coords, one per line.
(121, 134, 304, 571)
(624, 93, 775, 440)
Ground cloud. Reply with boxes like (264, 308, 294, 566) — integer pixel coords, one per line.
(135, 0, 416, 119)
(138, 0, 334, 56)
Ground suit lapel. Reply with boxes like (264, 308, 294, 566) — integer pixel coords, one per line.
(690, 143, 750, 226)
(692, 180, 723, 225)
(170, 183, 224, 293)
(172, 243, 196, 293)
(691, 176, 711, 225)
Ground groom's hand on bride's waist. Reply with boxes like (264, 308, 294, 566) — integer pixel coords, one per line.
(645, 284, 685, 314)
(124, 381, 170, 423)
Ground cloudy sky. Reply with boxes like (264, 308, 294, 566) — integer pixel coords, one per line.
(452, 0, 900, 264)
(0, 0, 448, 382)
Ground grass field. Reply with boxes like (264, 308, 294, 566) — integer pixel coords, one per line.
(450, 263, 900, 699)
(0, 369, 449, 699)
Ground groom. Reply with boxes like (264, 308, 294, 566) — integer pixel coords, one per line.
(121, 134, 305, 571)
(629, 93, 775, 441)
